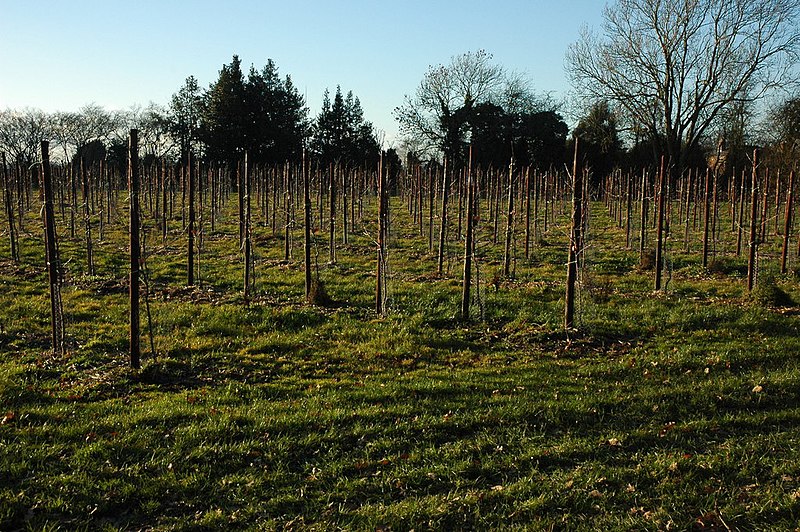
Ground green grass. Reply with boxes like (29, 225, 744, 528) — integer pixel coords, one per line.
(1, 191, 800, 530)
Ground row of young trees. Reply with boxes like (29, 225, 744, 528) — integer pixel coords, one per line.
(7, 105, 800, 365)
(17, 133, 800, 362)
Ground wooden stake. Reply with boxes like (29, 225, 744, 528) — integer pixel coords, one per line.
(437, 157, 450, 275)
(128, 130, 141, 369)
(702, 168, 711, 268)
(565, 138, 582, 329)
(41, 142, 62, 355)
(654, 157, 666, 291)
(376, 154, 387, 316)
(303, 150, 312, 300)
(747, 149, 759, 292)
(243, 152, 252, 300)
(2, 152, 18, 262)
(460, 147, 475, 321)
(503, 159, 515, 277)
(781, 170, 794, 274)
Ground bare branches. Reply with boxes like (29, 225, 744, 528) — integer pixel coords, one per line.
(567, 0, 800, 168)
(394, 50, 514, 158)
(0, 108, 52, 166)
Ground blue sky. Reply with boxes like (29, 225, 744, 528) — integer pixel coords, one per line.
(0, 0, 606, 145)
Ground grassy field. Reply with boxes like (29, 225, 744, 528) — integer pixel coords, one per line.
(1, 189, 800, 530)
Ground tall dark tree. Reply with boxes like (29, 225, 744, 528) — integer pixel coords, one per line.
(200, 55, 247, 164)
(383, 148, 403, 193)
(469, 102, 511, 169)
(469, 104, 569, 169)
(244, 60, 308, 165)
(168, 76, 203, 163)
(570, 101, 622, 187)
(517, 111, 569, 168)
(311, 86, 380, 168)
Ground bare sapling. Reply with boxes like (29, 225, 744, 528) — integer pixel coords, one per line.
(503, 159, 515, 277)
(654, 157, 666, 290)
(461, 147, 476, 321)
(437, 157, 450, 275)
(243, 152, 253, 300)
(129, 130, 141, 369)
(376, 154, 388, 316)
(565, 138, 582, 330)
(2, 152, 19, 262)
(81, 159, 94, 276)
(781, 170, 794, 274)
(41, 141, 64, 355)
(747, 149, 759, 292)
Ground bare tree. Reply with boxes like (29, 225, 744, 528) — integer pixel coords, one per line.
(394, 50, 506, 161)
(764, 96, 800, 169)
(567, 0, 800, 171)
(115, 103, 175, 161)
(52, 104, 119, 163)
(0, 108, 52, 167)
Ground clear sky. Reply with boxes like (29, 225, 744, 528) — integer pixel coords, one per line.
(0, 0, 606, 145)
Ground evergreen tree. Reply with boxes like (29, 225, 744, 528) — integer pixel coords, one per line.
(200, 55, 247, 164)
(274, 74, 309, 162)
(244, 60, 309, 165)
(312, 86, 380, 168)
(168, 75, 203, 162)
(571, 101, 622, 186)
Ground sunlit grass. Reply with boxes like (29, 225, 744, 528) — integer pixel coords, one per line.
(0, 192, 799, 529)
